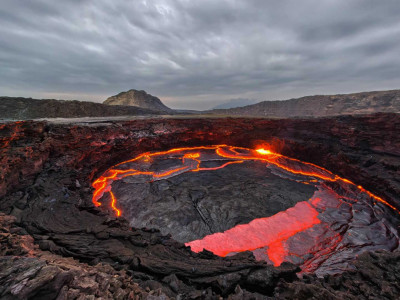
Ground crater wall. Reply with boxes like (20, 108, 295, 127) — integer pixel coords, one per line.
(1, 113, 400, 298)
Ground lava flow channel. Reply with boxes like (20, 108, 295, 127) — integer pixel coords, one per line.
(92, 145, 399, 266)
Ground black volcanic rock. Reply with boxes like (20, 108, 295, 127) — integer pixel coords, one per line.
(275, 250, 400, 299)
(0, 97, 162, 120)
(114, 160, 317, 242)
(104, 89, 172, 113)
(210, 89, 400, 117)
(0, 213, 166, 299)
(1, 113, 400, 298)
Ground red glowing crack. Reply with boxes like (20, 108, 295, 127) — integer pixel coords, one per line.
(92, 145, 397, 215)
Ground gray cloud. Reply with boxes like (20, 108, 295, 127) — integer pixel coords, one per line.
(0, 0, 399, 109)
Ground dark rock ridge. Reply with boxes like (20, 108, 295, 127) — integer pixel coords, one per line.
(0, 97, 162, 120)
(1, 113, 400, 298)
(210, 89, 400, 117)
(104, 89, 172, 113)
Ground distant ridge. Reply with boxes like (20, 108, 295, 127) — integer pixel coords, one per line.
(0, 97, 161, 120)
(209, 89, 400, 117)
(104, 89, 172, 113)
(2, 89, 399, 120)
(212, 98, 258, 110)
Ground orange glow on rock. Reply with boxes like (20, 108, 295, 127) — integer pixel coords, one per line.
(197, 160, 244, 171)
(92, 145, 398, 217)
(109, 191, 121, 217)
(184, 153, 200, 159)
(153, 166, 189, 178)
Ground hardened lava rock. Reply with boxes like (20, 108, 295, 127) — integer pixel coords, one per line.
(0, 113, 400, 299)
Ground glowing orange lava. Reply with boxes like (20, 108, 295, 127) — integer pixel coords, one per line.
(186, 201, 320, 266)
(109, 191, 121, 217)
(92, 145, 398, 216)
(256, 148, 272, 155)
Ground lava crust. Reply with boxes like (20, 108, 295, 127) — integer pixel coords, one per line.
(0, 113, 400, 299)
(93, 145, 399, 276)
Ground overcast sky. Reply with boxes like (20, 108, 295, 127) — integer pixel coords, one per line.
(0, 1, 399, 109)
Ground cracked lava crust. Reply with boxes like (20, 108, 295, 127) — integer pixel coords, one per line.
(93, 145, 399, 277)
(1, 114, 400, 299)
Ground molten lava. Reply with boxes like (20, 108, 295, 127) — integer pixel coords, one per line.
(256, 148, 272, 155)
(92, 145, 399, 268)
(109, 191, 121, 217)
(187, 201, 320, 266)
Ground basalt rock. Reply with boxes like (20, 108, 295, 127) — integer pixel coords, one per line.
(0, 113, 400, 299)
(0, 213, 167, 299)
(275, 250, 400, 299)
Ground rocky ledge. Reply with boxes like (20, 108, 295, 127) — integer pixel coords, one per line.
(0, 113, 399, 299)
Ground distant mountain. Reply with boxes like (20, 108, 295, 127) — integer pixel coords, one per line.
(104, 89, 172, 113)
(0, 97, 161, 120)
(212, 98, 258, 110)
(209, 90, 400, 117)
(173, 109, 200, 114)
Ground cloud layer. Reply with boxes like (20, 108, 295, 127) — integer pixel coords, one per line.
(1, 0, 400, 109)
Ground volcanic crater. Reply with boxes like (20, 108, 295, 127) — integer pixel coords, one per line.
(93, 145, 399, 277)
(1, 113, 400, 299)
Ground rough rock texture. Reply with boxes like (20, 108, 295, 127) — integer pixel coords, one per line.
(0, 97, 162, 120)
(211, 89, 400, 117)
(1, 113, 400, 299)
(0, 213, 167, 299)
(275, 250, 400, 300)
(104, 90, 172, 113)
(1, 113, 399, 210)
(114, 161, 316, 242)
(1, 213, 400, 299)
(101, 148, 399, 276)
